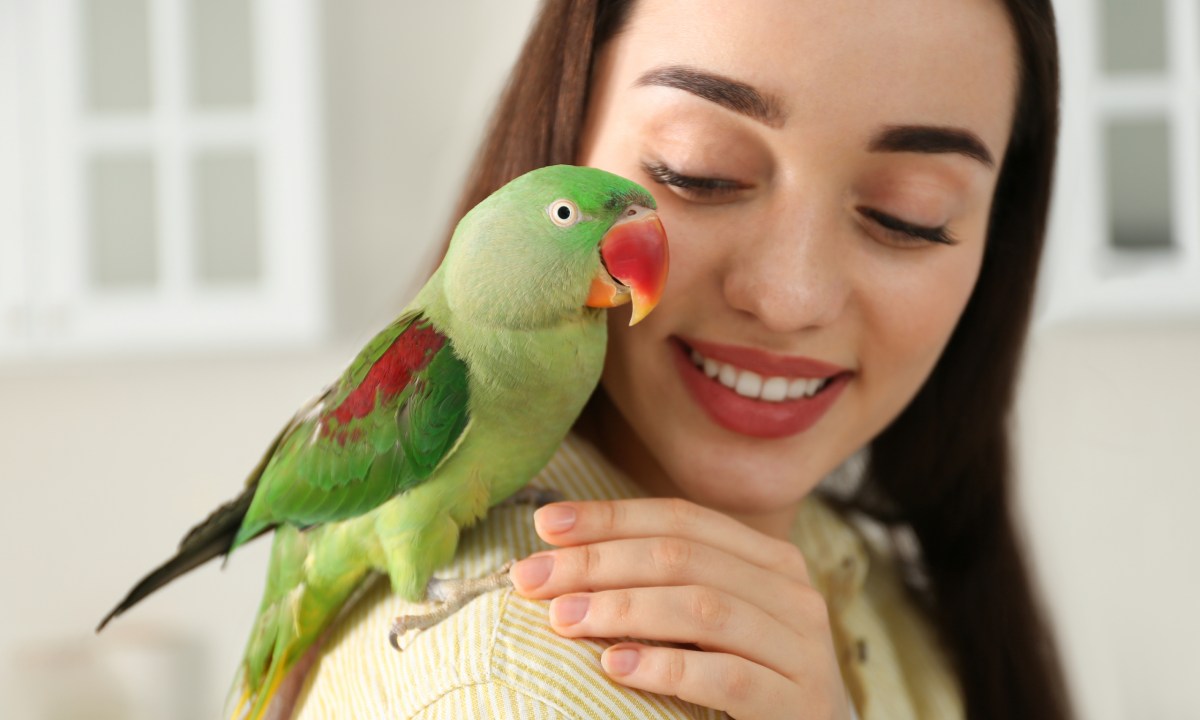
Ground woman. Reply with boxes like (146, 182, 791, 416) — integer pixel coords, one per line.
(294, 0, 1072, 718)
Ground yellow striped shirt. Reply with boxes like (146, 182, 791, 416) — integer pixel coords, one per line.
(292, 434, 963, 719)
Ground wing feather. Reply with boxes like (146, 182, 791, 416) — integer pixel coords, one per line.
(232, 314, 471, 546)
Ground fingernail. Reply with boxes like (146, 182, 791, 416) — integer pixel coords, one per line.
(603, 647, 639, 676)
(551, 595, 589, 625)
(511, 555, 554, 590)
(535, 504, 577, 533)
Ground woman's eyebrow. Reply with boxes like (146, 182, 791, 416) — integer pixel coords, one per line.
(869, 125, 995, 168)
(635, 65, 786, 128)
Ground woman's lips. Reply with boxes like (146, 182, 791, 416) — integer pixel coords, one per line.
(671, 337, 852, 439)
(683, 337, 850, 378)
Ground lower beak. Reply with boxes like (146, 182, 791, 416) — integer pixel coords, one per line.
(586, 206, 669, 325)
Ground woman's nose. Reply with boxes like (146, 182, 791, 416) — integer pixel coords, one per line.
(721, 206, 851, 334)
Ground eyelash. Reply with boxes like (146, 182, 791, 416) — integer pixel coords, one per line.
(642, 161, 746, 198)
(857, 207, 957, 246)
(644, 160, 956, 246)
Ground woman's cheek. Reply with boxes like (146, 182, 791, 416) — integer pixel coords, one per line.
(862, 241, 985, 407)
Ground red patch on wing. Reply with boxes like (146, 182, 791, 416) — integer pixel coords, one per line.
(321, 322, 445, 444)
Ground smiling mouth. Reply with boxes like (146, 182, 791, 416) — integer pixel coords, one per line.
(671, 338, 851, 438)
(678, 340, 840, 403)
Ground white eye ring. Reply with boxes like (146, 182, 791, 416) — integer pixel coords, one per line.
(548, 199, 581, 227)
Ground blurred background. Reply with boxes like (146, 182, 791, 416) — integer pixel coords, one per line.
(0, 0, 1196, 718)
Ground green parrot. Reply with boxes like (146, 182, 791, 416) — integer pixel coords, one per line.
(96, 165, 669, 720)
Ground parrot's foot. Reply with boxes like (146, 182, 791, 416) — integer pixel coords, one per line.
(499, 485, 565, 509)
(389, 561, 516, 650)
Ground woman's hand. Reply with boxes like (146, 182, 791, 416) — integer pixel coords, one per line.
(509, 498, 854, 720)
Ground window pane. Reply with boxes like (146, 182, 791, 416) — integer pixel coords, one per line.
(1105, 118, 1173, 251)
(83, 0, 152, 112)
(1100, 0, 1167, 74)
(193, 150, 261, 284)
(88, 153, 159, 288)
(189, 0, 255, 108)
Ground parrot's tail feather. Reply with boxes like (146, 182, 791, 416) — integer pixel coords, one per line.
(96, 485, 259, 632)
(98, 398, 307, 633)
(229, 686, 252, 720)
(244, 649, 293, 720)
(178, 491, 256, 551)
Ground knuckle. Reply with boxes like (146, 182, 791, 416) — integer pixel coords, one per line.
(782, 578, 810, 611)
(665, 497, 699, 534)
(598, 501, 622, 533)
(688, 586, 731, 632)
(763, 537, 811, 583)
(580, 543, 603, 578)
(663, 649, 688, 688)
(795, 586, 831, 630)
(722, 666, 753, 702)
(773, 540, 810, 580)
(651, 537, 694, 579)
(610, 589, 635, 622)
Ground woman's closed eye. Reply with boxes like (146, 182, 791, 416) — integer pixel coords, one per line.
(857, 206, 958, 246)
(641, 161, 751, 201)
(642, 159, 958, 246)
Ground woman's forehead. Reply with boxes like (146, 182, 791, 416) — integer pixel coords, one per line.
(604, 0, 1019, 154)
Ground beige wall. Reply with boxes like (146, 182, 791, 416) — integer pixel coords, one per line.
(323, 1, 544, 341)
(1017, 321, 1200, 720)
(0, 349, 347, 718)
(3, 1, 1198, 718)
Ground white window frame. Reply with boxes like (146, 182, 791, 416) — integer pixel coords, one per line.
(0, 0, 33, 355)
(1041, 0, 1200, 325)
(2, 0, 326, 359)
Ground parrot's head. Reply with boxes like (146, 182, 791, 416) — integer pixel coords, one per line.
(443, 165, 669, 330)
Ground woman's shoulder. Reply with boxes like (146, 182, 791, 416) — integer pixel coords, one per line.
(293, 435, 719, 719)
(294, 582, 721, 719)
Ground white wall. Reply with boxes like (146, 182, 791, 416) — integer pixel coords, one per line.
(0, 1, 542, 717)
(3, 1, 1198, 718)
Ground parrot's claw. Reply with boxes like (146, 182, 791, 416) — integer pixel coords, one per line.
(499, 486, 565, 509)
(389, 561, 517, 650)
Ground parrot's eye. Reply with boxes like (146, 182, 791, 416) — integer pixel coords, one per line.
(548, 199, 581, 228)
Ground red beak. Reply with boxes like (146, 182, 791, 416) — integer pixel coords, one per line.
(586, 206, 669, 325)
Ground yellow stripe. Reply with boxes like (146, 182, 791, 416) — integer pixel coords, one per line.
(496, 610, 635, 714)
(498, 596, 711, 719)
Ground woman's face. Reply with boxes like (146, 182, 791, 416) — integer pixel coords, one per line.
(578, 0, 1020, 530)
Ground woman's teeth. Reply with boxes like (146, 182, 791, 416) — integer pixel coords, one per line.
(689, 349, 830, 402)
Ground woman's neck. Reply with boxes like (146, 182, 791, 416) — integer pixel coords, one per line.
(576, 392, 801, 541)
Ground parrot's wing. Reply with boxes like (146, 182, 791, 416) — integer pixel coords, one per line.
(232, 312, 470, 545)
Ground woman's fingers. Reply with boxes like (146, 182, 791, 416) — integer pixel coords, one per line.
(512, 498, 853, 719)
(544, 585, 812, 681)
(511, 536, 821, 634)
(598, 643, 845, 720)
(532, 498, 811, 584)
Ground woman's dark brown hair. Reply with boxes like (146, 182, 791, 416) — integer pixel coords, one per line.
(449, 1, 1072, 718)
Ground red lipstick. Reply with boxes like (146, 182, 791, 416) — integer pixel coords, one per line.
(671, 337, 852, 439)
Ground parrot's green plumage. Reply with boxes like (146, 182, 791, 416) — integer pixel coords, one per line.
(96, 165, 669, 720)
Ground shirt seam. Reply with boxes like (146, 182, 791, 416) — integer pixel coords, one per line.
(405, 678, 585, 720)
(484, 585, 513, 678)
